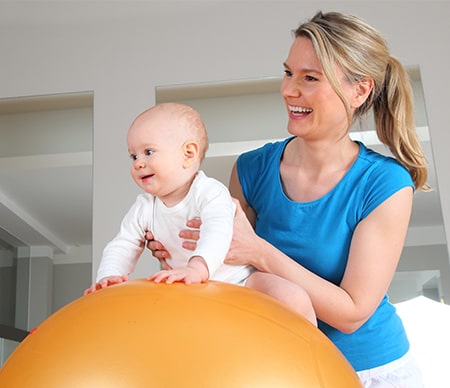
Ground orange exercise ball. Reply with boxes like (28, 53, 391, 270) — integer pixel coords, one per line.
(0, 280, 362, 387)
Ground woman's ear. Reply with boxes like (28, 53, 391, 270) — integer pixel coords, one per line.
(182, 140, 200, 168)
(352, 77, 374, 108)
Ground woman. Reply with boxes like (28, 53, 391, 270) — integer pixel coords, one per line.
(149, 11, 428, 387)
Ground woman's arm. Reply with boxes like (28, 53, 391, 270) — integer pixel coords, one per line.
(229, 164, 256, 227)
(227, 163, 413, 333)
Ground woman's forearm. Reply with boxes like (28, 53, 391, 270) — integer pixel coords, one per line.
(246, 236, 368, 333)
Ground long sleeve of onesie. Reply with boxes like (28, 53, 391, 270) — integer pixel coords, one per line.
(189, 175, 235, 276)
(95, 195, 152, 282)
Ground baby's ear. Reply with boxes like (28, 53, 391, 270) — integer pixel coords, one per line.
(182, 140, 200, 168)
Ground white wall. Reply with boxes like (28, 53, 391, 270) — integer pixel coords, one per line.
(1, 1, 449, 280)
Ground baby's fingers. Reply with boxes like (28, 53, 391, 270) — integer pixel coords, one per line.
(149, 270, 170, 283)
(150, 270, 187, 285)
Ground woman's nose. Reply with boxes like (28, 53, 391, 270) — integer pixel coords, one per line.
(281, 79, 300, 98)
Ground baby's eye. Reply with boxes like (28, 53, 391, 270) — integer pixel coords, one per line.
(144, 149, 154, 156)
(129, 154, 138, 161)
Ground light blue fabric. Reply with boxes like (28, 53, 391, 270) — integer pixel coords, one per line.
(236, 137, 414, 371)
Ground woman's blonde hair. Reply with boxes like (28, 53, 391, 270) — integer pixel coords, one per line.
(294, 11, 429, 190)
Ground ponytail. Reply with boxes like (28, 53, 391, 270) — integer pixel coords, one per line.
(373, 57, 429, 191)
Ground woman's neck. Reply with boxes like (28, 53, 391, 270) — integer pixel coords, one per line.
(284, 135, 359, 175)
(280, 136, 359, 202)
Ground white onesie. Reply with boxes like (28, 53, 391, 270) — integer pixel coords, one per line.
(96, 170, 253, 284)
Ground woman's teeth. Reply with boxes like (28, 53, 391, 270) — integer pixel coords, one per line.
(289, 105, 312, 113)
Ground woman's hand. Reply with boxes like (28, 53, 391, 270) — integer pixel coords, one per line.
(145, 201, 262, 270)
(179, 218, 202, 250)
(146, 231, 171, 260)
(145, 218, 202, 265)
(225, 199, 264, 268)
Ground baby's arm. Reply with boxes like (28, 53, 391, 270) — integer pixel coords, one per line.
(149, 256, 209, 285)
(85, 195, 149, 294)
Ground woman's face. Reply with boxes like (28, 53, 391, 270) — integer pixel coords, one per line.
(281, 36, 356, 141)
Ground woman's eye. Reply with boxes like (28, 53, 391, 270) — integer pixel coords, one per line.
(284, 69, 292, 77)
(305, 75, 317, 81)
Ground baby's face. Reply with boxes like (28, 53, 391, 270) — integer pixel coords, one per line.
(127, 112, 193, 203)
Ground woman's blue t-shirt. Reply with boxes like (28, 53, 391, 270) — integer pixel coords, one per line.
(236, 137, 414, 371)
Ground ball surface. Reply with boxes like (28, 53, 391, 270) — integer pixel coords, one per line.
(0, 280, 361, 387)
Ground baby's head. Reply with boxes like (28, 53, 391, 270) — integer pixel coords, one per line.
(127, 103, 208, 204)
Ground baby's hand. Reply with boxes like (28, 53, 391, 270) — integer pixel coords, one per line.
(83, 275, 129, 295)
(149, 267, 204, 285)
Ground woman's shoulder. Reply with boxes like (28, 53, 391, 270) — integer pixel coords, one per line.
(357, 142, 410, 174)
(349, 142, 414, 219)
(354, 141, 413, 188)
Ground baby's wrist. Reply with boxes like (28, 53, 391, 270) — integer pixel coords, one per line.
(188, 256, 209, 280)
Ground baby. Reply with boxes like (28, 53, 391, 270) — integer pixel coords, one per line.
(85, 102, 253, 293)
